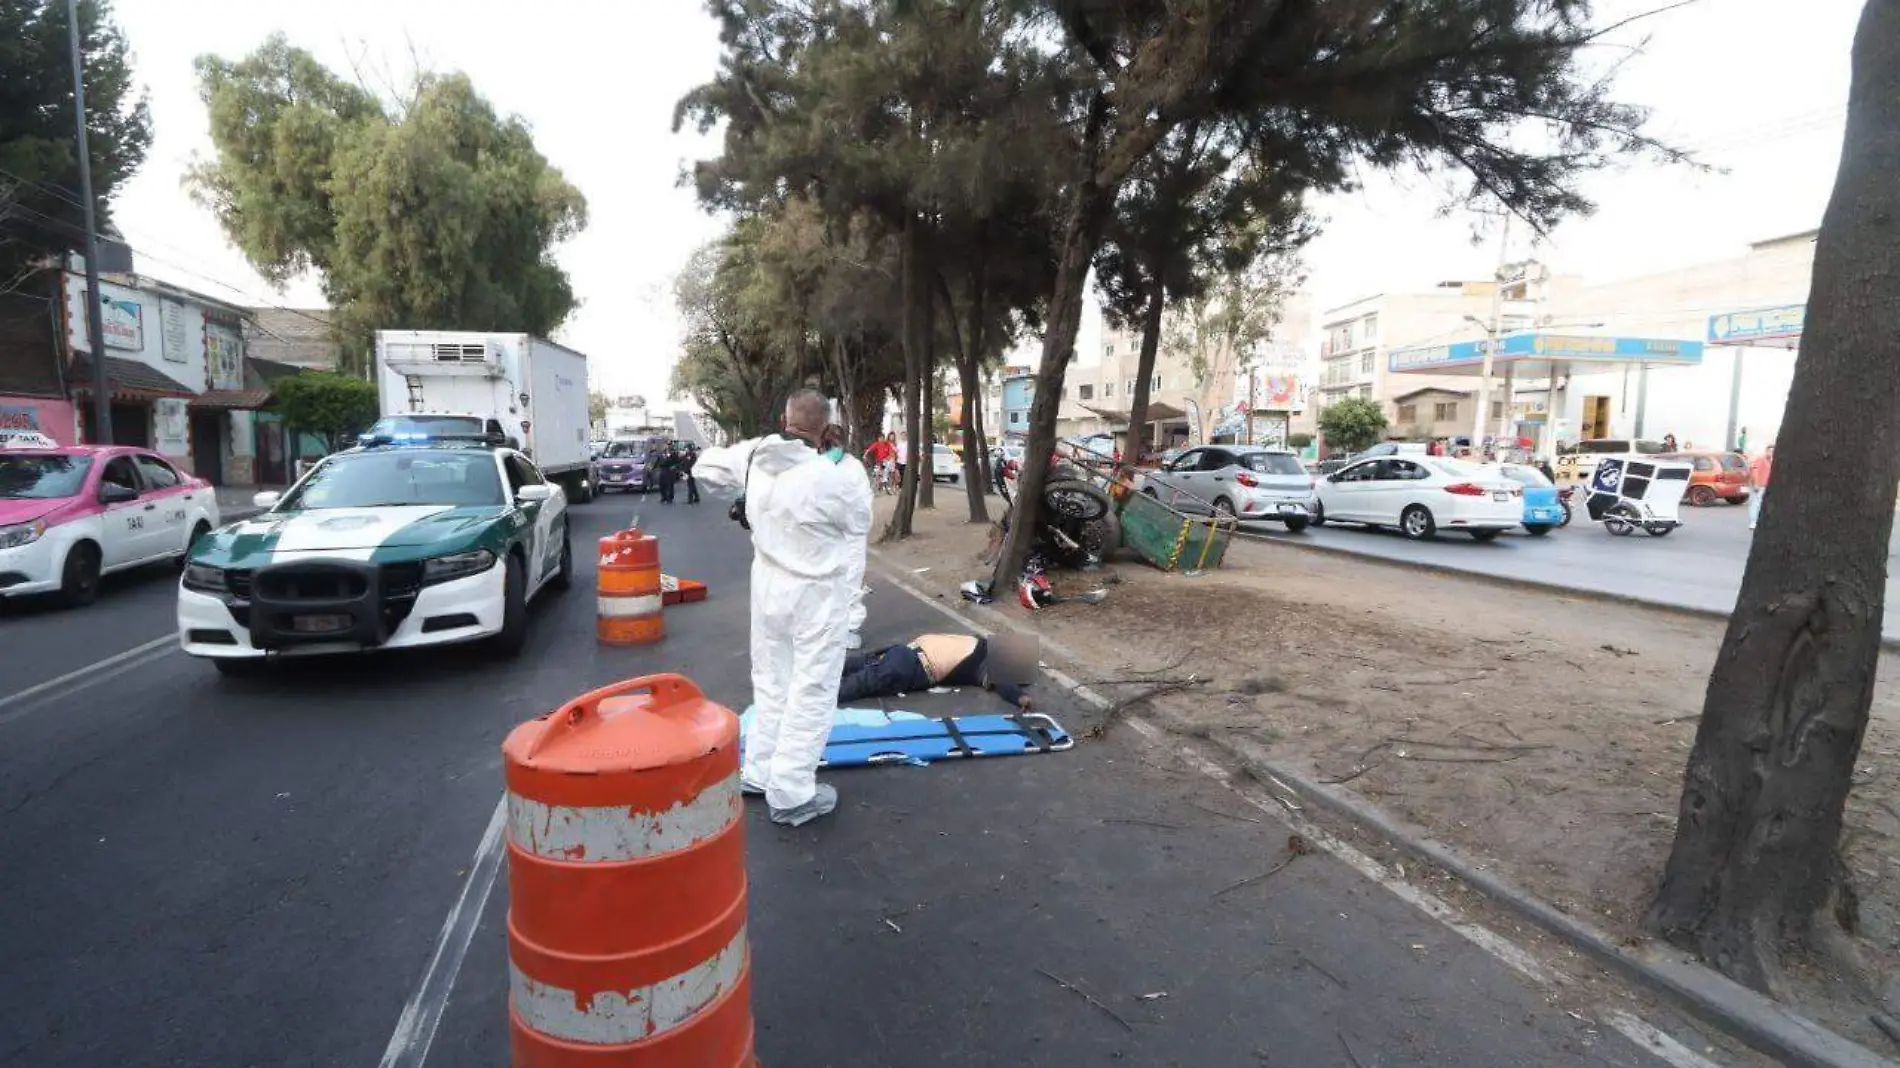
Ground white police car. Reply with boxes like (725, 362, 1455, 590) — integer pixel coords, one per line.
(176, 434, 569, 673)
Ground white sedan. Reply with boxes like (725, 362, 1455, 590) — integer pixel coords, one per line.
(1315, 456, 1522, 541)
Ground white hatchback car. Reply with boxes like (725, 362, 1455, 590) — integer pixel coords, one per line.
(1316, 456, 1522, 541)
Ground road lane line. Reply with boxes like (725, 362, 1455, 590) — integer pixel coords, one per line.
(378, 796, 507, 1068)
(0, 635, 175, 724)
(1603, 1010, 1726, 1068)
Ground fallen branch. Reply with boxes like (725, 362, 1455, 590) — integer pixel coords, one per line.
(1391, 735, 1551, 753)
(1033, 968, 1133, 1032)
(1654, 714, 1700, 726)
(1083, 678, 1205, 739)
(1297, 952, 1348, 989)
(1188, 801, 1261, 824)
(1395, 752, 1528, 764)
(1102, 817, 1185, 830)
(1338, 1032, 1367, 1068)
(1321, 762, 1381, 786)
(1394, 673, 1492, 687)
(1214, 835, 1311, 898)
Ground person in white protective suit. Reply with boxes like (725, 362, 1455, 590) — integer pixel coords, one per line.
(692, 391, 873, 826)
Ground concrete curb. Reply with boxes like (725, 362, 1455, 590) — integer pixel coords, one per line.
(1172, 723, 1899, 1068)
(1229, 528, 1900, 652)
(866, 555, 1899, 1068)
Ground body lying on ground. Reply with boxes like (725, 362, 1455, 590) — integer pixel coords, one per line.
(839, 633, 1036, 711)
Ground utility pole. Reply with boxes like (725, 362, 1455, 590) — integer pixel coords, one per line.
(1469, 215, 1510, 455)
(67, 0, 113, 445)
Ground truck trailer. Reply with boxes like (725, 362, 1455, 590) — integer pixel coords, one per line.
(374, 330, 594, 502)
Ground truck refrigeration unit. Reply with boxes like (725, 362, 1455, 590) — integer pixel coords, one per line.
(373, 330, 595, 502)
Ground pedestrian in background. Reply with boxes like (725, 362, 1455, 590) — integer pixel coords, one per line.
(692, 389, 873, 826)
(1748, 444, 1774, 530)
(683, 444, 701, 504)
(656, 445, 680, 504)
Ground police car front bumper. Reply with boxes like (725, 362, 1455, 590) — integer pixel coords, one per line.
(178, 561, 507, 659)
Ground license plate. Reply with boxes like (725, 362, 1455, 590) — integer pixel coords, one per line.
(1277, 503, 1301, 514)
(1493, 492, 1510, 502)
(291, 614, 351, 634)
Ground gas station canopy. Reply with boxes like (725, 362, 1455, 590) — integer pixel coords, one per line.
(1388, 332, 1705, 379)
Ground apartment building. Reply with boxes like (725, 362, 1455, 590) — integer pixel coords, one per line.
(1317, 285, 1531, 421)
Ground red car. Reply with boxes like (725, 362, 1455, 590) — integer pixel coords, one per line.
(1660, 451, 1750, 506)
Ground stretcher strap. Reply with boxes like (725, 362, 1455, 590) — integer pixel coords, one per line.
(1013, 715, 1052, 753)
(939, 714, 976, 758)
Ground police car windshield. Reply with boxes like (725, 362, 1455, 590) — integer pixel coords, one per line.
(368, 415, 486, 439)
(281, 451, 505, 510)
(0, 455, 92, 499)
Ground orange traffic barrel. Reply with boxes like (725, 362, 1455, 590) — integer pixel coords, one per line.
(598, 529, 663, 645)
(503, 674, 756, 1066)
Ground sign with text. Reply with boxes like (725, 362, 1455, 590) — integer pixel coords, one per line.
(161, 299, 190, 364)
(1707, 304, 1805, 346)
(206, 322, 244, 390)
(101, 296, 143, 350)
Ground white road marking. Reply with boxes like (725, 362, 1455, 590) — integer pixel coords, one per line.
(0, 634, 175, 726)
(1603, 1010, 1728, 1068)
(378, 797, 507, 1068)
(870, 557, 1734, 1065)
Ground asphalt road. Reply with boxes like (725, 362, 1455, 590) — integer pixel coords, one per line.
(1245, 499, 1900, 639)
(0, 490, 1712, 1067)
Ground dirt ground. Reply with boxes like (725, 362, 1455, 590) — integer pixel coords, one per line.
(869, 493, 1900, 1050)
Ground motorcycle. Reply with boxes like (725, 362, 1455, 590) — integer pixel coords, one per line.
(997, 456, 1122, 570)
(1557, 485, 1580, 528)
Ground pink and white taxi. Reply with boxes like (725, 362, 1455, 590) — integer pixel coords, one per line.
(0, 433, 222, 606)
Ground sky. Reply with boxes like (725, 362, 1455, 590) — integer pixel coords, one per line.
(104, 0, 1863, 405)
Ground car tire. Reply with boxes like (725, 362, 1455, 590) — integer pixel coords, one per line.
(59, 542, 101, 608)
(1283, 517, 1309, 534)
(489, 554, 530, 658)
(1213, 497, 1238, 522)
(550, 527, 573, 592)
(1399, 505, 1436, 541)
(1688, 484, 1718, 506)
(180, 521, 212, 568)
(1142, 486, 1158, 499)
(1470, 529, 1502, 542)
(1524, 523, 1553, 537)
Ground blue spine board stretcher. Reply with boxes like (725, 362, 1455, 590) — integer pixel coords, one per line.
(738, 708, 1075, 768)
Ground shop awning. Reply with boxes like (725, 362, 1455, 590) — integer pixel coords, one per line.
(67, 354, 194, 400)
(191, 388, 274, 410)
(1081, 401, 1188, 425)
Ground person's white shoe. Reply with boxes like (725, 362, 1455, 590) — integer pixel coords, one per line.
(769, 784, 839, 827)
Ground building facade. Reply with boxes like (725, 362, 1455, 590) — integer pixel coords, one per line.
(60, 266, 283, 486)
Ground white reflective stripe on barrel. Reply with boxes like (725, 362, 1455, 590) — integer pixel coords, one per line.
(597, 594, 663, 618)
(507, 771, 741, 862)
(511, 926, 747, 1045)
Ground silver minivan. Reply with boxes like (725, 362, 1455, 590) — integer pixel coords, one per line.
(1141, 445, 1318, 530)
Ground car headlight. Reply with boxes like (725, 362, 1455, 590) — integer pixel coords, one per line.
(422, 548, 497, 585)
(182, 561, 227, 594)
(0, 519, 47, 550)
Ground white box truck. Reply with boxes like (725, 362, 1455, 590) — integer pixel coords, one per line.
(373, 330, 594, 502)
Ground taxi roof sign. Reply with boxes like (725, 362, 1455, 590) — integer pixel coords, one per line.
(0, 431, 59, 450)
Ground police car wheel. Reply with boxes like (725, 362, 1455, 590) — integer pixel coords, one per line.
(550, 529, 574, 592)
(490, 554, 529, 658)
(59, 542, 101, 608)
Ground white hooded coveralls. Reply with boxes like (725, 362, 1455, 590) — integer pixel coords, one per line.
(694, 434, 873, 810)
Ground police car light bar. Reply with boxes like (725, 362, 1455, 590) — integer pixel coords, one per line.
(356, 430, 508, 447)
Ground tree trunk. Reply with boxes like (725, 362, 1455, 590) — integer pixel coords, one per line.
(1645, 0, 1899, 994)
(919, 323, 936, 511)
(1126, 272, 1167, 461)
(992, 94, 1115, 592)
(886, 213, 929, 541)
(955, 260, 990, 523)
(850, 376, 884, 461)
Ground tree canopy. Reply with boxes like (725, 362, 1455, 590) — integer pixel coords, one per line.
(1317, 395, 1388, 455)
(190, 36, 586, 369)
(0, 0, 151, 285)
(273, 370, 379, 453)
